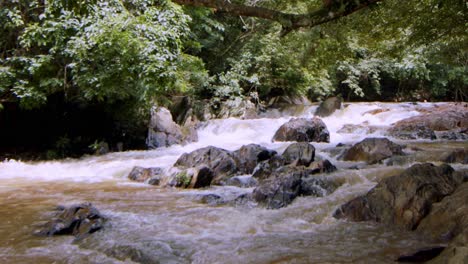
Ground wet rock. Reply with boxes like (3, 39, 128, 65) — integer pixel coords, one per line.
(225, 176, 258, 188)
(397, 247, 446, 263)
(217, 97, 258, 119)
(426, 229, 468, 264)
(35, 203, 105, 239)
(146, 107, 184, 148)
(340, 137, 404, 164)
(272, 117, 330, 143)
(127, 166, 164, 183)
(435, 128, 468, 140)
(315, 97, 342, 117)
(253, 167, 341, 209)
(333, 163, 464, 230)
(252, 155, 288, 180)
(167, 166, 214, 188)
(198, 194, 225, 206)
(307, 159, 337, 174)
(174, 146, 238, 184)
(253, 172, 303, 209)
(387, 106, 468, 140)
(233, 144, 276, 174)
(230, 193, 256, 207)
(442, 149, 468, 164)
(104, 244, 158, 264)
(282, 142, 315, 167)
(417, 182, 468, 242)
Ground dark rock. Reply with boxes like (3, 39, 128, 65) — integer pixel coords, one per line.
(397, 247, 446, 263)
(341, 137, 404, 164)
(300, 176, 340, 197)
(225, 176, 258, 188)
(127, 166, 164, 183)
(388, 106, 468, 140)
(230, 193, 256, 207)
(253, 172, 303, 209)
(35, 203, 105, 239)
(174, 146, 238, 184)
(435, 128, 468, 140)
(272, 117, 330, 143)
(94, 141, 109, 155)
(333, 163, 464, 230)
(315, 97, 342, 117)
(233, 144, 276, 174)
(307, 159, 337, 174)
(198, 194, 225, 206)
(168, 166, 214, 188)
(442, 149, 468, 164)
(217, 97, 258, 119)
(252, 155, 287, 180)
(425, 229, 468, 264)
(282, 142, 315, 167)
(417, 182, 468, 242)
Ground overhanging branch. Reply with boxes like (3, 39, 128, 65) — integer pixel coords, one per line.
(173, 0, 383, 31)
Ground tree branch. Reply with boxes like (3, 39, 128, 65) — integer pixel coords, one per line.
(173, 0, 383, 31)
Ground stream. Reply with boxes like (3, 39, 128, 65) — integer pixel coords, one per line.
(1, 102, 466, 263)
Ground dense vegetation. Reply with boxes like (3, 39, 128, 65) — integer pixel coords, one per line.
(0, 0, 466, 159)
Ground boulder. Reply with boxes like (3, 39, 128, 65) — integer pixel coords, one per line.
(272, 117, 330, 143)
(341, 137, 404, 164)
(35, 203, 105, 239)
(282, 142, 315, 167)
(253, 168, 341, 209)
(315, 97, 342, 117)
(333, 163, 464, 230)
(233, 144, 276, 174)
(307, 159, 337, 174)
(146, 107, 184, 148)
(127, 166, 164, 183)
(387, 106, 468, 140)
(174, 146, 238, 184)
(167, 166, 214, 188)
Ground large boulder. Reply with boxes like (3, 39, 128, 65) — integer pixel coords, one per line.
(341, 137, 404, 164)
(253, 168, 341, 209)
(282, 142, 315, 167)
(333, 163, 464, 230)
(147, 107, 189, 149)
(233, 144, 276, 174)
(34, 203, 105, 239)
(174, 146, 238, 184)
(388, 105, 468, 140)
(315, 97, 342, 117)
(272, 117, 330, 143)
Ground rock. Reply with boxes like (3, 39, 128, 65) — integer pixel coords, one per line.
(229, 193, 256, 207)
(282, 142, 315, 167)
(333, 163, 464, 230)
(397, 247, 446, 263)
(417, 182, 468, 242)
(426, 230, 468, 264)
(435, 128, 468, 140)
(169, 96, 193, 126)
(217, 97, 258, 119)
(315, 97, 342, 117)
(388, 106, 468, 140)
(253, 168, 341, 209)
(35, 203, 105, 239)
(272, 117, 330, 143)
(167, 166, 214, 188)
(442, 149, 468, 164)
(252, 172, 303, 209)
(225, 176, 258, 188)
(252, 155, 288, 180)
(146, 107, 184, 148)
(233, 144, 276, 174)
(341, 137, 404, 164)
(307, 159, 337, 174)
(198, 194, 225, 206)
(364, 108, 390, 115)
(174, 146, 238, 184)
(94, 141, 109, 155)
(127, 166, 164, 183)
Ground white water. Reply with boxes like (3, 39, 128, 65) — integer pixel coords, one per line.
(0, 102, 462, 263)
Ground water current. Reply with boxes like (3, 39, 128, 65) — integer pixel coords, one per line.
(0, 102, 466, 263)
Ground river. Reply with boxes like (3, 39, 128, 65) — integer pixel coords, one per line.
(0, 102, 466, 263)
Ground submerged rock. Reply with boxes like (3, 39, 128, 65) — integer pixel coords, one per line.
(315, 97, 342, 117)
(334, 163, 464, 230)
(340, 137, 404, 164)
(272, 117, 330, 143)
(35, 203, 105, 240)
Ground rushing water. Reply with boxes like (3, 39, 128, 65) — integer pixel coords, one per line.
(0, 102, 465, 263)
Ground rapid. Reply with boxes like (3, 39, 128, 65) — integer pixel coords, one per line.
(0, 102, 466, 263)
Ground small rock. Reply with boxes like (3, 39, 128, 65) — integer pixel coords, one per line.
(128, 166, 164, 183)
